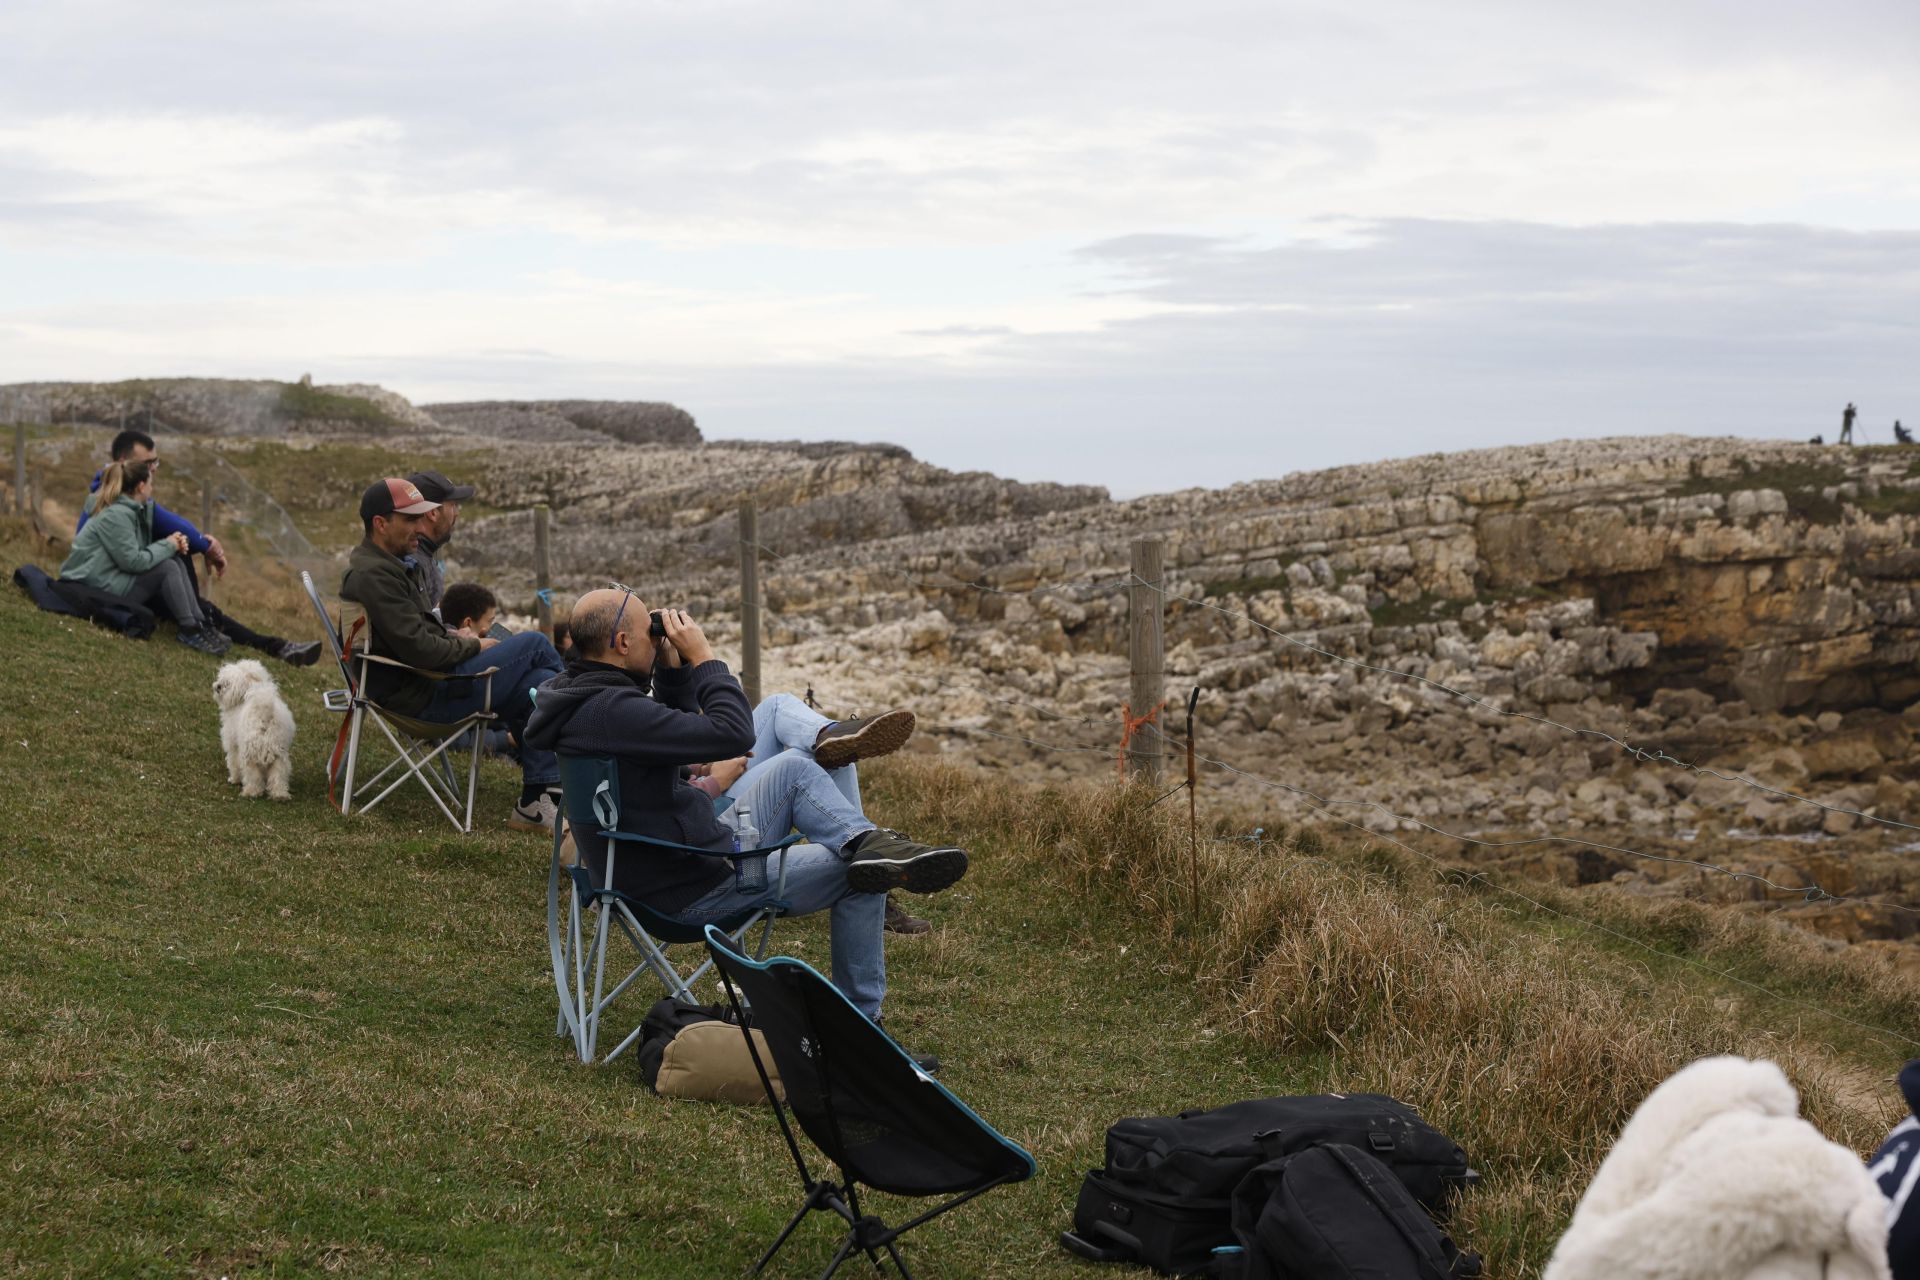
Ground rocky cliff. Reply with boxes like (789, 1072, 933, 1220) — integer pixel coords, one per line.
(593, 434, 1920, 952)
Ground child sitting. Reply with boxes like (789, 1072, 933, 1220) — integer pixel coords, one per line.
(440, 581, 502, 639)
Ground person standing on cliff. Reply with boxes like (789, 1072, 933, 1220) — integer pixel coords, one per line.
(1840, 402, 1858, 445)
(404, 469, 472, 611)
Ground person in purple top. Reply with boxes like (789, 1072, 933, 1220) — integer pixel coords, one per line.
(78, 429, 320, 666)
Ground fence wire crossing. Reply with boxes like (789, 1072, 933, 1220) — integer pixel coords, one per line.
(1130, 573, 1920, 837)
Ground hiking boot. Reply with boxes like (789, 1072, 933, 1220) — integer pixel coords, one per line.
(508, 789, 561, 833)
(177, 625, 231, 656)
(274, 639, 323, 667)
(845, 829, 968, 896)
(813, 709, 916, 771)
(884, 895, 932, 936)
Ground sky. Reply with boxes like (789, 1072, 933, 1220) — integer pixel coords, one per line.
(2, 1, 1917, 497)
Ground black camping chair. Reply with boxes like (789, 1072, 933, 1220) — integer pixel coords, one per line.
(704, 925, 1037, 1279)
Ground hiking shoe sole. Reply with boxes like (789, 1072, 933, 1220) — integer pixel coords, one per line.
(814, 709, 916, 771)
(846, 846, 968, 896)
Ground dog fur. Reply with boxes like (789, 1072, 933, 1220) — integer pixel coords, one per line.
(1544, 1055, 1891, 1280)
(213, 659, 296, 800)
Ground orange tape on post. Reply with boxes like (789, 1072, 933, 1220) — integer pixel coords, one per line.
(1117, 699, 1167, 778)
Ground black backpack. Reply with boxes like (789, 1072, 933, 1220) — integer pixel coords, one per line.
(1223, 1143, 1482, 1280)
(1063, 1093, 1474, 1276)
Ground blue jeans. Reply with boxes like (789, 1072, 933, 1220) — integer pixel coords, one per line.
(422, 631, 563, 785)
(672, 844, 888, 1018)
(674, 693, 885, 1015)
(737, 692, 861, 808)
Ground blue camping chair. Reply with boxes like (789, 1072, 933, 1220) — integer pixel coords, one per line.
(548, 753, 803, 1064)
(705, 925, 1037, 1279)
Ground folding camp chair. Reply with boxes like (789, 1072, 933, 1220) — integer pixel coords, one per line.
(300, 570, 499, 832)
(549, 753, 803, 1064)
(704, 925, 1037, 1279)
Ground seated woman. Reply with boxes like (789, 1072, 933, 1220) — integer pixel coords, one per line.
(58, 459, 231, 655)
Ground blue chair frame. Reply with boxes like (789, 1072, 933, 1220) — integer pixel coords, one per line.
(548, 753, 802, 1064)
(705, 925, 1037, 1279)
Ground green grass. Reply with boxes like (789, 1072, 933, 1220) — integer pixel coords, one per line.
(3, 517, 1915, 1278)
(210, 441, 507, 553)
(276, 384, 401, 428)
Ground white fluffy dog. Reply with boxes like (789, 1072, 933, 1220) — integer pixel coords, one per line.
(213, 659, 296, 800)
(1545, 1055, 1890, 1280)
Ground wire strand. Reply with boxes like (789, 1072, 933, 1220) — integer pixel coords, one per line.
(1275, 790, 1920, 1050)
(1193, 752, 1919, 918)
(1136, 574, 1920, 836)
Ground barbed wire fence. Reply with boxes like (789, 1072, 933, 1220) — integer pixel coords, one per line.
(715, 513, 1920, 1051)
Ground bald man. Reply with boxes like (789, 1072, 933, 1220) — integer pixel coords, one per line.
(522, 588, 968, 1020)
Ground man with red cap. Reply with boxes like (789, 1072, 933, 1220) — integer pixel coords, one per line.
(342, 478, 565, 831)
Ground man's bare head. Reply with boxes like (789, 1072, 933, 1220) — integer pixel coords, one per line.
(569, 588, 643, 662)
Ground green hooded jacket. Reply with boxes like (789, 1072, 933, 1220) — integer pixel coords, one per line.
(59, 495, 177, 595)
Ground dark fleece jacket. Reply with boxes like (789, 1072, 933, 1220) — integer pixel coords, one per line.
(522, 657, 755, 913)
(340, 539, 479, 714)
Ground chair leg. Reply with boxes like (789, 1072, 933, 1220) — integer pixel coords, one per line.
(815, 1234, 860, 1280)
(586, 900, 613, 1061)
(753, 1196, 820, 1276)
(570, 891, 589, 1058)
(461, 722, 482, 833)
(342, 707, 366, 815)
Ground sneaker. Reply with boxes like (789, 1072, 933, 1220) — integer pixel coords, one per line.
(275, 639, 323, 667)
(508, 789, 561, 833)
(176, 625, 231, 656)
(845, 829, 968, 896)
(884, 895, 932, 936)
(813, 709, 916, 771)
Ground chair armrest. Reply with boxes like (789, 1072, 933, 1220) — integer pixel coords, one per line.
(604, 830, 805, 859)
(354, 651, 501, 681)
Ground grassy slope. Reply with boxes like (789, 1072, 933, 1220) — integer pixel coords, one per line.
(2, 513, 1916, 1278)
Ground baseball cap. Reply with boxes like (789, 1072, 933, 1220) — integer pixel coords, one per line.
(408, 470, 476, 503)
(360, 477, 440, 523)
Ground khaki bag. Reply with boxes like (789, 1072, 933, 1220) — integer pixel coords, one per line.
(655, 1021, 786, 1105)
(637, 998, 785, 1105)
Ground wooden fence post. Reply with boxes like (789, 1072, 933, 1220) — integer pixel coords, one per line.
(533, 505, 552, 636)
(739, 499, 762, 707)
(13, 422, 24, 516)
(1128, 537, 1166, 783)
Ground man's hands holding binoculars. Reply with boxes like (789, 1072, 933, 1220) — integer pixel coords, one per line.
(652, 608, 715, 669)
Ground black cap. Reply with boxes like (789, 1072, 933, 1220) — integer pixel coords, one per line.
(408, 470, 476, 503)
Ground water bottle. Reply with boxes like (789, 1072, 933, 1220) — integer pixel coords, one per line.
(735, 804, 768, 894)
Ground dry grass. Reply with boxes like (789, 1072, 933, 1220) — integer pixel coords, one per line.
(864, 757, 1919, 1275)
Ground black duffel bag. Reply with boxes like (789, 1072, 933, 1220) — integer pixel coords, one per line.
(1223, 1143, 1482, 1280)
(1063, 1093, 1474, 1276)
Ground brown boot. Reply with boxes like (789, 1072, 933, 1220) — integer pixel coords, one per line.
(814, 709, 916, 770)
(884, 894, 932, 935)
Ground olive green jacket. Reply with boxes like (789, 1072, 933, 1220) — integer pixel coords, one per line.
(58, 496, 176, 595)
(340, 540, 480, 713)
